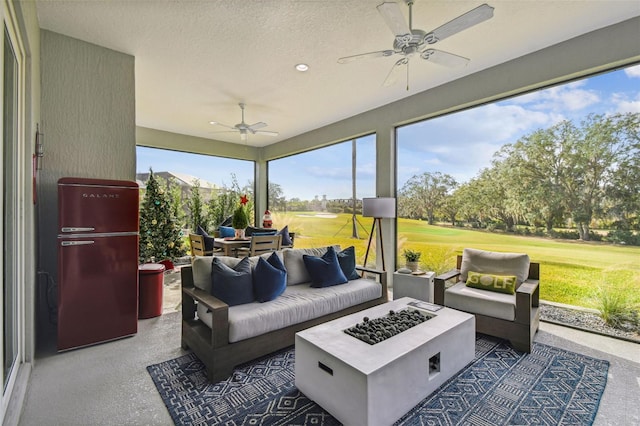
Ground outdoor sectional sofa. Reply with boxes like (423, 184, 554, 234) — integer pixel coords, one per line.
(181, 246, 388, 382)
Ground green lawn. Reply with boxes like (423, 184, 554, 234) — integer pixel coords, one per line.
(271, 212, 640, 309)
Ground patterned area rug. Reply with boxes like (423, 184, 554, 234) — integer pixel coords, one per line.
(147, 335, 609, 425)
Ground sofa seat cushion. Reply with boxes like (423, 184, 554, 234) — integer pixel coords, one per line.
(196, 278, 381, 342)
(444, 282, 516, 321)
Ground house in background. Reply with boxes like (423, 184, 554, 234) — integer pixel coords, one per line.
(1, 1, 639, 424)
(136, 171, 220, 204)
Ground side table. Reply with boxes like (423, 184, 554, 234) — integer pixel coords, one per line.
(393, 271, 435, 302)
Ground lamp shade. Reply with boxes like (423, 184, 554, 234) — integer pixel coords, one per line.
(362, 197, 396, 218)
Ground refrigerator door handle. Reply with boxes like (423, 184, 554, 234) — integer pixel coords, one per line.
(61, 227, 95, 233)
(61, 240, 95, 247)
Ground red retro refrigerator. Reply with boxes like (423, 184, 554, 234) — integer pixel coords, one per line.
(57, 177, 140, 351)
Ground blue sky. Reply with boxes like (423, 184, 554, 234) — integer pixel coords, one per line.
(137, 64, 640, 200)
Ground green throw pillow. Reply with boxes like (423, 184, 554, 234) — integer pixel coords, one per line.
(466, 270, 516, 295)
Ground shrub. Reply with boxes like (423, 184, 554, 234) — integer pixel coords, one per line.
(421, 246, 457, 275)
(548, 229, 580, 240)
(606, 230, 640, 246)
(596, 287, 639, 331)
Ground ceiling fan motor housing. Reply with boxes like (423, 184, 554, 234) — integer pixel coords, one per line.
(394, 29, 427, 56)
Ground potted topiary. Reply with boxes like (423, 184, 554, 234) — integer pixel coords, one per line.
(232, 204, 249, 239)
(403, 249, 422, 272)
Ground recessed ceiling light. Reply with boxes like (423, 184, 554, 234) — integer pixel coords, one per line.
(295, 63, 309, 72)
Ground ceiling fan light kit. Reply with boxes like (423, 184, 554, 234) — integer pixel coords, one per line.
(338, 1, 494, 89)
(209, 103, 279, 141)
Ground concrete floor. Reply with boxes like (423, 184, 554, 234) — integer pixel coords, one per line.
(19, 293, 640, 425)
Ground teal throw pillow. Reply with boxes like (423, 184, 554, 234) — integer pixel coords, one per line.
(253, 252, 287, 302)
(211, 256, 254, 305)
(218, 226, 235, 238)
(303, 246, 348, 288)
(466, 270, 516, 295)
(337, 246, 360, 280)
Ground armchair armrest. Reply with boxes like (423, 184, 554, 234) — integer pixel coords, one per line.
(434, 269, 461, 305)
(517, 279, 539, 295)
(515, 279, 540, 324)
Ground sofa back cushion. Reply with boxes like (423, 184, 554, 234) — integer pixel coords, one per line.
(460, 248, 530, 286)
(283, 246, 340, 285)
(191, 252, 284, 293)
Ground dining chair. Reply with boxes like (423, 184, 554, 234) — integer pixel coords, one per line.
(189, 233, 222, 257)
(235, 234, 282, 257)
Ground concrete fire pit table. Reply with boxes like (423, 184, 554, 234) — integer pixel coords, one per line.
(295, 297, 475, 426)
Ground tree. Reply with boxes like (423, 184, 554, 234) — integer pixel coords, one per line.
(559, 115, 630, 240)
(497, 128, 567, 232)
(139, 170, 185, 263)
(605, 113, 640, 230)
(399, 172, 458, 224)
(440, 192, 461, 226)
(268, 182, 285, 211)
(187, 179, 206, 231)
(167, 177, 186, 228)
(206, 189, 236, 228)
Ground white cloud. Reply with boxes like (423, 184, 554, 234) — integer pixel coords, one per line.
(512, 81, 600, 112)
(616, 99, 640, 114)
(607, 92, 640, 114)
(397, 102, 557, 184)
(624, 64, 640, 78)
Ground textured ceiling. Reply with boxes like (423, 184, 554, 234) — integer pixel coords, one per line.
(35, 0, 640, 147)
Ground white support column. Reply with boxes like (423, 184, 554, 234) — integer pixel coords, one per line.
(375, 126, 396, 282)
(254, 156, 268, 226)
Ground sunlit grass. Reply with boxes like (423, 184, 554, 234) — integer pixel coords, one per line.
(273, 212, 640, 308)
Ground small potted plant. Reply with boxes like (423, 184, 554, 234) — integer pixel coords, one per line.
(403, 249, 422, 272)
(232, 205, 249, 239)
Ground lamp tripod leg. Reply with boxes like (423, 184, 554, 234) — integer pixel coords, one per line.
(377, 218, 386, 272)
(362, 220, 376, 275)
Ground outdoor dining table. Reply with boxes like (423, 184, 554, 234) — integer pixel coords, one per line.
(213, 237, 251, 256)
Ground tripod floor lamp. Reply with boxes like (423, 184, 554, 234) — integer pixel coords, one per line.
(362, 197, 396, 272)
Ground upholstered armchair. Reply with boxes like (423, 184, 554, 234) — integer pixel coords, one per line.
(434, 248, 540, 352)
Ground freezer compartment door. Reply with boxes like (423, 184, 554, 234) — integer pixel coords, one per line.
(58, 178, 139, 234)
(58, 234, 139, 350)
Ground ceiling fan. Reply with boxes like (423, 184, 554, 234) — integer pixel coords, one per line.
(338, 1, 494, 89)
(209, 103, 279, 141)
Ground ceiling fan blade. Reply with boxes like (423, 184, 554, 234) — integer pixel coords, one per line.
(383, 57, 409, 87)
(209, 131, 240, 135)
(421, 49, 469, 67)
(338, 50, 396, 64)
(377, 2, 411, 37)
(254, 130, 279, 137)
(248, 122, 267, 131)
(425, 4, 494, 44)
(209, 121, 236, 130)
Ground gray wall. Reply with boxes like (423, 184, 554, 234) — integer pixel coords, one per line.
(37, 30, 136, 343)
